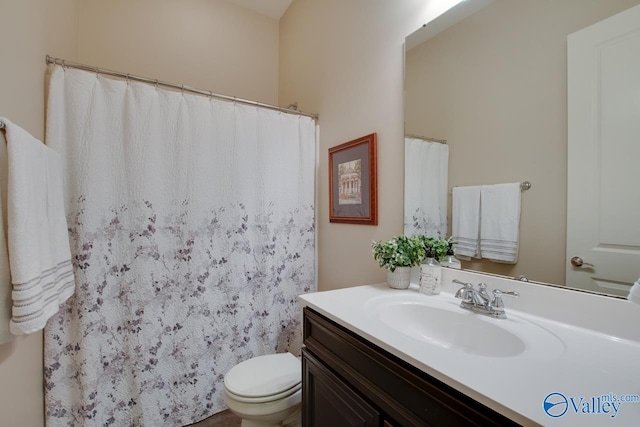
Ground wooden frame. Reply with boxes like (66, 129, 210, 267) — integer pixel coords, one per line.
(329, 133, 377, 225)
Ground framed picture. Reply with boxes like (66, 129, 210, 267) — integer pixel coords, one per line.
(329, 133, 377, 225)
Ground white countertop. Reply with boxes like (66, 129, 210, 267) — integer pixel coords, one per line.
(298, 269, 640, 426)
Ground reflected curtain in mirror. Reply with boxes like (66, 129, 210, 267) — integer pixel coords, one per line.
(403, 137, 448, 238)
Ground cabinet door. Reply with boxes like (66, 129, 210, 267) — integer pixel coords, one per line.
(303, 348, 381, 427)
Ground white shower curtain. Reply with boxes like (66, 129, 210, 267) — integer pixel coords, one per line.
(43, 65, 317, 426)
(404, 137, 449, 238)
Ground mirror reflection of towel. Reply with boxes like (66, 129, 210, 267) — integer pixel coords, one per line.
(480, 183, 521, 264)
(452, 186, 481, 258)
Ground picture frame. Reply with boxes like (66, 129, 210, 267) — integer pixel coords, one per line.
(329, 133, 378, 225)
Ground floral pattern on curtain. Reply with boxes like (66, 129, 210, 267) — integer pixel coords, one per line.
(403, 137, 449, 238)
(43, 66, 317, 426)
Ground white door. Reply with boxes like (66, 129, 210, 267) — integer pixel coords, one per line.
(567, 4, 640, 296)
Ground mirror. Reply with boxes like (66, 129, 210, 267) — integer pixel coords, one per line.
(404, 0, 640, 296)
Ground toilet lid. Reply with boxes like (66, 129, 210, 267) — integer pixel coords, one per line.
(224, 353, 301, 398)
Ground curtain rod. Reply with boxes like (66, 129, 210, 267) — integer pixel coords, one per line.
(45, 55, 319, 120)
(405, 133, 447, 144)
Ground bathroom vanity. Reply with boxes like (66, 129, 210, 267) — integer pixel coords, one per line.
(298, 269, 640, 426)
(302, 307, 517, 426)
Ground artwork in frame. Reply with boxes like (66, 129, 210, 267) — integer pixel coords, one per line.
(329, 133, 377, 225)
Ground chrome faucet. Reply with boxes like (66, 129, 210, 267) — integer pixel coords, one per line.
(453, 279, 519, 319)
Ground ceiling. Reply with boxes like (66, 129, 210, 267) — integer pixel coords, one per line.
(224, 0, 293, 19)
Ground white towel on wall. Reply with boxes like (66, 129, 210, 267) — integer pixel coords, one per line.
(480, 183, 521, 263)
(0, 129, 13, 343)
(1, 117, 75, 335)
(452, 185, 481, 258)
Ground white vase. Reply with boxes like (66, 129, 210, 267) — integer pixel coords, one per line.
(386, 266, 412, 289)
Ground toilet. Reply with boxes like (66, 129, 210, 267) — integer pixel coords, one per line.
(223, 352, 302, 427)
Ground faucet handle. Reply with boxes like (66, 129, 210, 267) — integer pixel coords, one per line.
(490, 289, 519, 310)
(453, 279, 473, 301)
(453, 279, 472, 287)
(496, 289, 520, 298)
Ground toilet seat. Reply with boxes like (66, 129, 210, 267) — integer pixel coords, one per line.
(224, 353, 301, 404)
(225, 382, 301, 404)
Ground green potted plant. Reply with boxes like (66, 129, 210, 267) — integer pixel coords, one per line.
(415, 236, 451, 262)
(371, 235, 424, 289)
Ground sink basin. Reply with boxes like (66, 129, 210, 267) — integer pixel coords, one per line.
(367, 295, 565, 359)
(378, 303, 525, 357)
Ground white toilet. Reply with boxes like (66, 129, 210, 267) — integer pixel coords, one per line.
(223, 352, 302, 427)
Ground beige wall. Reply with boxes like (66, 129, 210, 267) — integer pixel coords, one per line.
(77, 0, 280, 105)
(279, 0, 464, 291)
(0, 1, 79, 425)
(405, 0, 640, 285)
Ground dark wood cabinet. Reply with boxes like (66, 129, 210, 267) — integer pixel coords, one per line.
(302, 307, 521, 427)
(303, 349, 381, 426)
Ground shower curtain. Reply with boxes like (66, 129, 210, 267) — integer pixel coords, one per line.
(403, 137, 449, 238)
(43, 65, 317, 426)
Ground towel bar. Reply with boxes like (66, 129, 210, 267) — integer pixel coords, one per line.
(450, 181, 532, 194)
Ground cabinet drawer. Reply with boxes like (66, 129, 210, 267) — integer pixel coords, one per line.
(303, 307, 519, 427)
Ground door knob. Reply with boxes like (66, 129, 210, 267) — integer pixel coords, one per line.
(571, 256, 594, 268)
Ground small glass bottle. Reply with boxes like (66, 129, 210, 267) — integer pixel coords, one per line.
(441, 241, 461, 270)
(420, 249, 442, 295)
